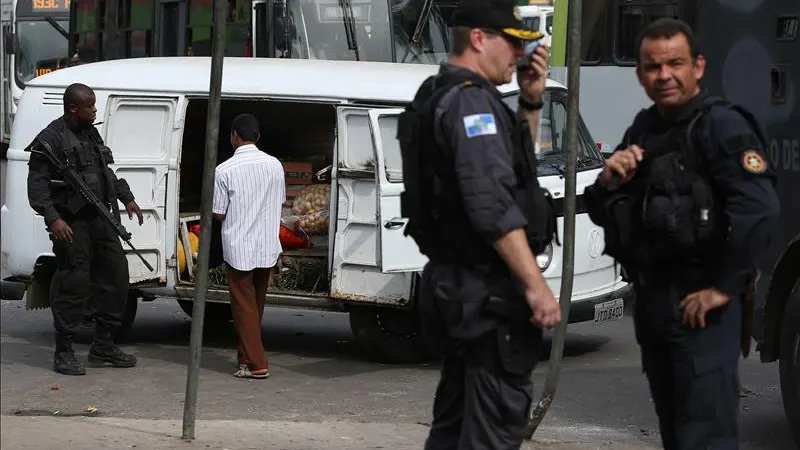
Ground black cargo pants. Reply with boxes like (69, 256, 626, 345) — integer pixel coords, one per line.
(419, 264, 543, 450)
(50, 209, 129, 350)
(634, 282, 743, 450)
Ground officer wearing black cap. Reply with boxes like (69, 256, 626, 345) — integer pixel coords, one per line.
(584, 19, 780, 449)
(397, 1, 561, 448)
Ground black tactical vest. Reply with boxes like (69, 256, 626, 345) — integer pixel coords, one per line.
(397, 69, 557, 265)
(589, 95, 769, 272)
(43, 121, 115, 216)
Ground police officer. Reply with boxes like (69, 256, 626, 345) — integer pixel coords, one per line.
(584, 19, 780, 449)
(27, 83, 144, 376)
(398, 1, 561, 448)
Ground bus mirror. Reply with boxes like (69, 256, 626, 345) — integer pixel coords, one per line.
(3, 30, 13, 55)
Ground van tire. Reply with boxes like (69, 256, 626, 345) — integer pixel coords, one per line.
(74, 291, 139, 344)
(779, 278, 800, 446)
(349, 306, 434, 364)
(177, 300, 233, 327)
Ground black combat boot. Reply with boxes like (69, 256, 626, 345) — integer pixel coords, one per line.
(88, 325, 137, 368)
(54, 337, 86, 376)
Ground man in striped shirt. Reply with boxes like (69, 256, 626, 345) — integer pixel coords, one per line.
(212, 113, 286, 379)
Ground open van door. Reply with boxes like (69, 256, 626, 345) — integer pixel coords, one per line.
(366, 109, 428, 273)
(103, 96, 179, 283)
(330, 106, 425, 305)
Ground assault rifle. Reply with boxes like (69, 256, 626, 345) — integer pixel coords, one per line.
(30, 140, 155, 271)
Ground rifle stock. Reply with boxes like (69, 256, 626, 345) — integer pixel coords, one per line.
(31, 140, 154, 272)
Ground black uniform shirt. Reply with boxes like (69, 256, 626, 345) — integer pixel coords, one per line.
(432, 63, 528, 245)
(612, 91, 781, 296)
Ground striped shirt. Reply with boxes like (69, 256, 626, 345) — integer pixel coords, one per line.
(212, 144, 286, 271)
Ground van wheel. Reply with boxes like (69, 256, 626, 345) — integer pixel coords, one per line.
(114, 292, 140, 343)
(779, 278, 800, 446)
(177, 300, 233, 327)
(349, 306, 434, 364)
(74, 291, 139, 344)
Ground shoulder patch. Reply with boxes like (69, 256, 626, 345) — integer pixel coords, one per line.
(742, 150, 768, 174)
(462, 113, 497, 138)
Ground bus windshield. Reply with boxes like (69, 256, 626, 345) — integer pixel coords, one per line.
(273, 0, 452, 63)
(14, 19, 70, 86)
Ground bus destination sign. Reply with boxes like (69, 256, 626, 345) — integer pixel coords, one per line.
(17, 0, 71, 16)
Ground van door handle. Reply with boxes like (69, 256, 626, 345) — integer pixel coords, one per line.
(384, 220, 405, 230)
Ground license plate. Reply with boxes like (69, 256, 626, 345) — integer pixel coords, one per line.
(593, 298, 625, 325)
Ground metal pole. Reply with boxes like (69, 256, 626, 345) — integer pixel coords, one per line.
(525, 0, 582, 439)
(181, 0, 227, 440)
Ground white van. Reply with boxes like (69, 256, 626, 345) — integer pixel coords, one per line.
(1, 57, 631, 363)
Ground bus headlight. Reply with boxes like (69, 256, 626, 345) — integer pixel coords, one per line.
(536, 243, 553, 271)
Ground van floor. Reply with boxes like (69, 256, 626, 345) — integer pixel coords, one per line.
(177, 98, 336, 297)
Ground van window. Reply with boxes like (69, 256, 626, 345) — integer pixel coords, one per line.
(502, 89, 605, 176)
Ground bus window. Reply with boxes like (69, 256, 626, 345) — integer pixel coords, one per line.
(614, 0, 681, 63)
(392, 0, 453, 64)
(72, 0, 100, 63)
(187, 0, 251, 57)
(126, 0, 155, 57)
(581, 0, 606, 64)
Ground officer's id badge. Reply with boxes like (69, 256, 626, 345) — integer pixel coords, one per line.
(463, 113, 497, 138)
(742, 150, 768, 174)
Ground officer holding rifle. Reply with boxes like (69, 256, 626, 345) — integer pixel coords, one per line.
(27, 83, 144, 376)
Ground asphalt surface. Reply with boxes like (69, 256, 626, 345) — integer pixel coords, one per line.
(1, 157, 796, 449)
(0, 295, 795, 449)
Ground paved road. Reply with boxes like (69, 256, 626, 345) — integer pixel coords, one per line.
(0, 158, 796, 448)
(1, 295, 795, 449)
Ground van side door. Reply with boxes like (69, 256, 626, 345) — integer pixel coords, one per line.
(103, 95, 180, 283)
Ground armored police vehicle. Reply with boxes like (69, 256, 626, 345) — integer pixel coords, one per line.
(547, 0, 799, 440)
(1, 58, 631, 363)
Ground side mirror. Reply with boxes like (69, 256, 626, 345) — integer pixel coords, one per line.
(3, 30, 13, 55)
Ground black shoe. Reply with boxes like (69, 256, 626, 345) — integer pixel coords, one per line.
(87, 345, 137, 368)
(54, 350, 87, 376)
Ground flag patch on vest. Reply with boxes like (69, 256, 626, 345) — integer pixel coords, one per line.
(463, 114, 497, 138)
(742, 150, 767, 174)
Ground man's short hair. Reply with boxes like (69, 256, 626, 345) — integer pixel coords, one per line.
(451, 26, 471, 56)
(231, 113, 260, 142)
(635, 18, 700, 63)
(63, 83, 94, 112)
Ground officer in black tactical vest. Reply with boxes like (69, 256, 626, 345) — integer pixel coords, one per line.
(584, 19, 781, 449)
(27, 83, 144, 376)
(397, 1, 561, 447)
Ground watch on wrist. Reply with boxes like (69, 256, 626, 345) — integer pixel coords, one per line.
(519, 95, 543, 111)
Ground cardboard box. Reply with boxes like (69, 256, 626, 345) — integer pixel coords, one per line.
(282, 162, 313, 185)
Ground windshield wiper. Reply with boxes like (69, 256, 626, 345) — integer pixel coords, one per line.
(399, 0, 434, 63)
(339, 0, 360, 61)
(44, 16, 69, 40)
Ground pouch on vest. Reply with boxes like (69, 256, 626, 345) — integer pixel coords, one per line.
(512, 121, 558, 254)
(641, 150, 715, 262)
(596, 190, 639, 267)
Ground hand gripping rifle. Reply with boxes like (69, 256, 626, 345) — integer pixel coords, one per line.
(30, 140, 155, 271)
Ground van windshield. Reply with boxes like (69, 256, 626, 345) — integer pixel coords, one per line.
(502, 89, 605, 177)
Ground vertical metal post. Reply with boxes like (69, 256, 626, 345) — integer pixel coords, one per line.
(181, 0, 228, 440)
(525, 0, 582, 439)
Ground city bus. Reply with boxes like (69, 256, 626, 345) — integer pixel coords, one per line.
(1, 0, 71, 152)
(66, 0, 457, 65)
(547, 0, 799, 441)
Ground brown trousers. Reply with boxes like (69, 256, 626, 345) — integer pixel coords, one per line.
(226, 265, 272, 371)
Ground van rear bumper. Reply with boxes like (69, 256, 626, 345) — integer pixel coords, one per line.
(567, 283, 635, 324)
(1, 278, 27, 301)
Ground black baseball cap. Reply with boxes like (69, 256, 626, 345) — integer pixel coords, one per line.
(452, 0, 545, 41)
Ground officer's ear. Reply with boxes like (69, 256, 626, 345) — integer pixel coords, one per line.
(692, 54, 706, 81)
